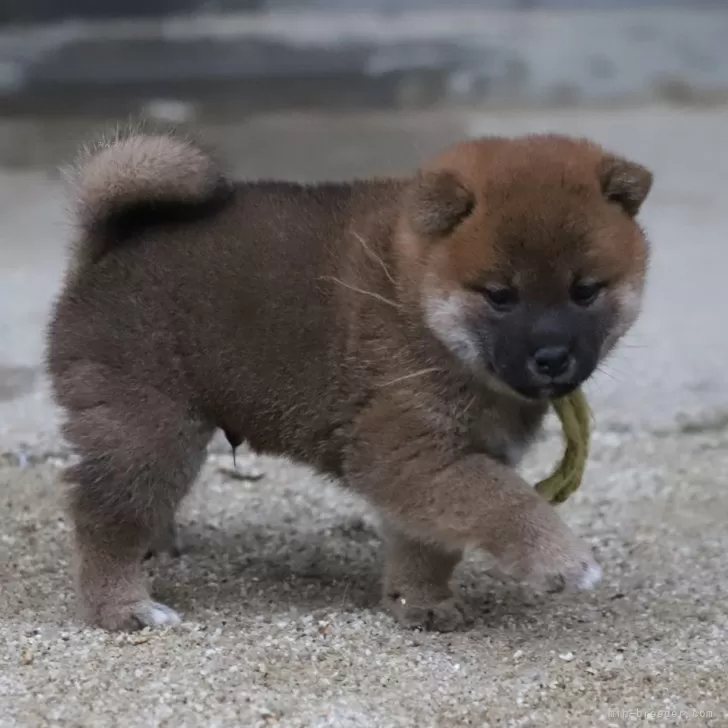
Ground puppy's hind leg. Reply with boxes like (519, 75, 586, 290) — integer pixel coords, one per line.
(59, 370, 213, 630)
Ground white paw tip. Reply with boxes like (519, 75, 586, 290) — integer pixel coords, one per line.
(139, 602, 182, 628)
(577, 561, 602, 591)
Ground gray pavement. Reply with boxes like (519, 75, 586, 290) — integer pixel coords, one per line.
(1, 104, 727, 726)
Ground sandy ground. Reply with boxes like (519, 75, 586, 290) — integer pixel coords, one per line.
(1, 105, 727, 727)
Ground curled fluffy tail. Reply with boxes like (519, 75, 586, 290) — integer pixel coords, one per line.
(66, 130, 228, 267)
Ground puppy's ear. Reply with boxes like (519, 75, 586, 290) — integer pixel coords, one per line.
(407, 170, 475, 237)
(600, 155, 653, 217)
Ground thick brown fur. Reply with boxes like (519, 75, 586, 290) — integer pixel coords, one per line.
(46, 129, 652, 631)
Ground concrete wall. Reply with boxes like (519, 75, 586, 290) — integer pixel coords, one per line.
(1, 0, 722, 24)
(0, 4, 726, 113)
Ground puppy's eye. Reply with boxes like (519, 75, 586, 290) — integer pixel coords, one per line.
(480, 285, 520, 312)
(571, 279, 606, 307)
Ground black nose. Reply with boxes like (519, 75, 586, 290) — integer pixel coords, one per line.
(531, 345, 572, 379)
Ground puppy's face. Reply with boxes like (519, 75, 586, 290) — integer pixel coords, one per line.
(401, 135, 652, 401)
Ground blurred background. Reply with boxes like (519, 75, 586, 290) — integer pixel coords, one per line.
(1, 1, 728, 445)
(1, 0, 727, 166)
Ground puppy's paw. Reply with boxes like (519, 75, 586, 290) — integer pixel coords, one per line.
(384, 592, 469, 632)
(525, 554, 602, 594)
(86, 598, 182, 631)
(132, 601, 182, 628)
(498, 532, 601, 595)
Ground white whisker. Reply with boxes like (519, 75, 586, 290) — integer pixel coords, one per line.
(460, 394, 478, 417)
(352, 230, 397, 286)
(377, 367, 443, 388)
(596, 364, 622, 383)
(319, 276, 401, 309)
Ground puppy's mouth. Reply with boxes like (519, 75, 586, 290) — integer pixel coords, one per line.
(485, 363, 583, 402)
(510, 381, 581, 402)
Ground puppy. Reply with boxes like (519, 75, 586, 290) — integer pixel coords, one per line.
(46, 130, 652, 631)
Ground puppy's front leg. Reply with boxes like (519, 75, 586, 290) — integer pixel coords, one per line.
(412, 453, 602, 594)
(347, 410, 600, 630)
(381, 524, 467, 631)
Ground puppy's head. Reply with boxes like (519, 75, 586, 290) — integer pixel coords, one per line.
(398, 134, 652, 401)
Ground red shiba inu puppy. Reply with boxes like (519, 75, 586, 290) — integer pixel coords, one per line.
(46, 130, 651, 631)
